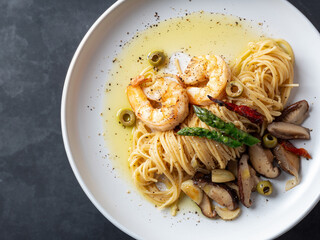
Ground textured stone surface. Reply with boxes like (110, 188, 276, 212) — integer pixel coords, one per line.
(0, 0, 319, 239)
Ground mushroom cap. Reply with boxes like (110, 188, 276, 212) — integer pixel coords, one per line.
(202, 183, 238, 211)
(273, 144, 300, 177)
(276, 100, 309, 125)
(273, 144, 301, 190)
(193, 172, 238, 211)
(249, 144, 280, 178)
(267, 122, 310, 140)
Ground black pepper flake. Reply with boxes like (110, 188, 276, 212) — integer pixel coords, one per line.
(154, 12, 160, 21)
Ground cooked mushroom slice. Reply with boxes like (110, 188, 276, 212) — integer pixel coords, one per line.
(249, 143, 280, 178)
(227, 160, 238, 178)
(238, 154, 260, 207)
(211, 169, 235, 183)
(181, 180, 216, 218)
(193, 172, 211, 188)
(249, 166, 260, 192)
(198, 193, 216, 218)
(273, 144, 300, 191)
(225, 182, 240, 199)
(202, 183, 238, 211)
(267, 122, 310, 140)
(277, 100, 309, 125)
(193, 171, 238, 210)
(215, 206, 241, 221)
(181, 180, 203, 205)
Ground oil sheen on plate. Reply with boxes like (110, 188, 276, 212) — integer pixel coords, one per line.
(102, 12, 264, 184)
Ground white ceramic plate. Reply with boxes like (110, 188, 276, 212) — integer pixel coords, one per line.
(61, 0, 320, 239)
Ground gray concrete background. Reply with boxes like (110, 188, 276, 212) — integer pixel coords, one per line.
(0, 0, 319, 239)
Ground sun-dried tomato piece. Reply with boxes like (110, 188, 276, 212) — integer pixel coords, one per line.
(208, 96, 264, 125)
(280, 140, 312, 159)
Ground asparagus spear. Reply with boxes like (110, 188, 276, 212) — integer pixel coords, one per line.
(193, 105, 260, 146)
(177, 127, 242, 148)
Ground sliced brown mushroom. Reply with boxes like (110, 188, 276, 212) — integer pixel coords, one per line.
(276, 100, 309, 125)
(249, 166, 260, 192)
(249, 143, 280, 178)
(267, 122, 310, 140)
(181, 180, 216, 218)
(198, 193, 216, 218)
(238, 154, 260, 208)
(193, 172, 238, 211)
(227, 160, 238, 178)
(193, 171, 211, 188)
(273, 144, 300, 191)
(202, 183, 238, 211)
(225, 182, 240, 199)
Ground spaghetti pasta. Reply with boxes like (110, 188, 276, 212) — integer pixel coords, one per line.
(128, 39, 294, 209)
(230, 39, 294, 123)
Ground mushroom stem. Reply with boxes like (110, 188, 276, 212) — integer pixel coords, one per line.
(238, 154, 260, 208)
(276, 100, 309, 125)
(273, 144, 300, 191)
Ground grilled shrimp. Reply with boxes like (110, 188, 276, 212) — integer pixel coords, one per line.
(127, 75, 189, 131)
(181, 55, 230, 105)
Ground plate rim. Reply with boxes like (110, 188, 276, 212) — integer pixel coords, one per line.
(60, 0, 140, 239)
(61, 0, 320, 239)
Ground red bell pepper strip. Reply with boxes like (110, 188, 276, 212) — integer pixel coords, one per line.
(280, 140, 312, 159)
(208, 95, 264, 125)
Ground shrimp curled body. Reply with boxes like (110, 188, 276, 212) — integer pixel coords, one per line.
(127, 76, 189, 131)
(181, 55, 230, 105)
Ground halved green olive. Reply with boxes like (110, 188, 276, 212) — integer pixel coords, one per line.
(263, 133, 278, 148)
(147, 50, 166, 67)
(117, 108, 136, 127)
(256, 180, 273, 196)
(226, 81, 244, 98)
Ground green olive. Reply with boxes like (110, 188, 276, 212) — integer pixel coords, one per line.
(117, 108, 136, 127)
(263, 133, 278, 148)
(226, 81, 244, 98)
(147, 50, 166, 67)
(256, 180, 273, 196)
